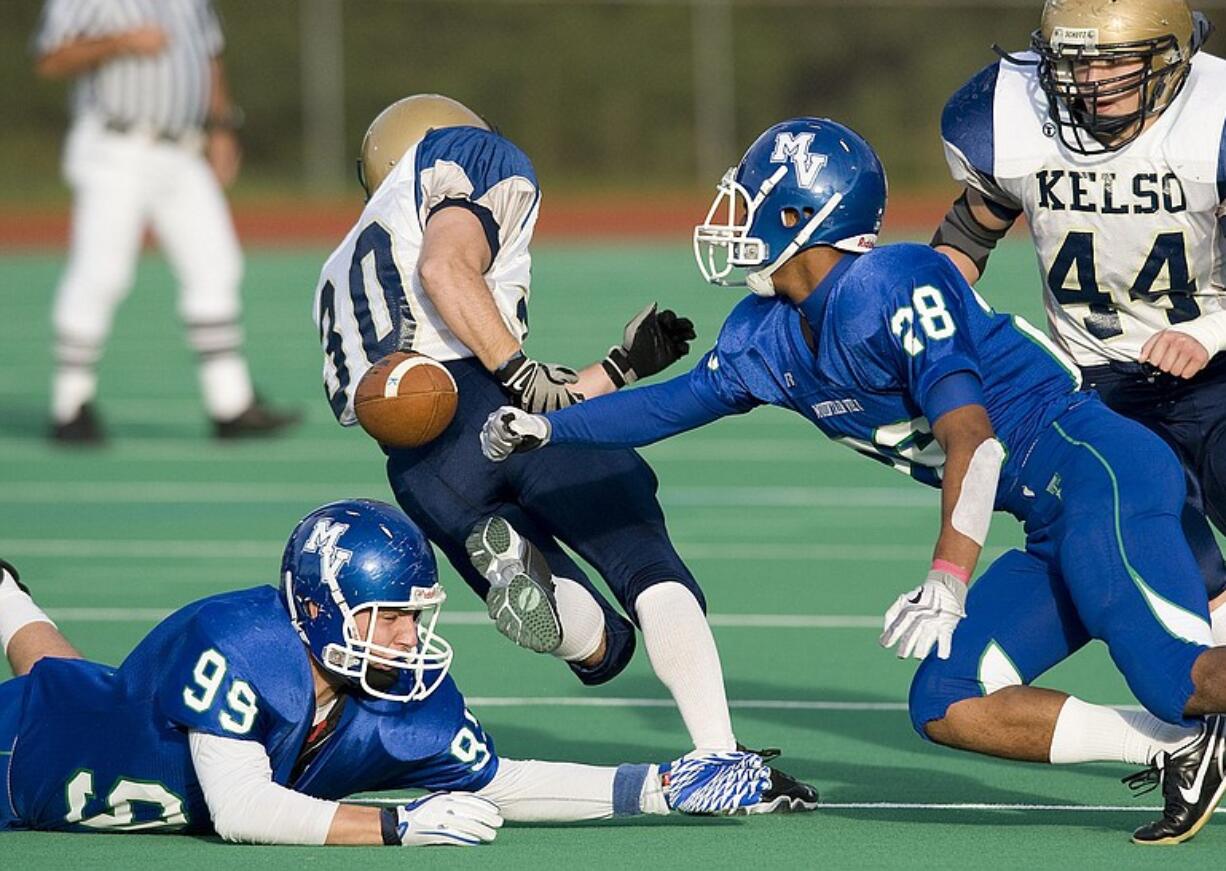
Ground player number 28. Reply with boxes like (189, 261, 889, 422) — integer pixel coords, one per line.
(182, 649, 259, 735)
(891, 285, 956, 355)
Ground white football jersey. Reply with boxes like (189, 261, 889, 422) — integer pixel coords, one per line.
(313, 126, 539, 425)
(942, 52, 1226, 367)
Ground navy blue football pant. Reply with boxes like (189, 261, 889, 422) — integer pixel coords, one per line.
(385, 357, 703, 685)
(910, 397, 1213, 734)
(1083, 358, 1226, 600)
(0, 677, 25, 830)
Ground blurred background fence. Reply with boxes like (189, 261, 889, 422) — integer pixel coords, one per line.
(3, 0, 1225, 214)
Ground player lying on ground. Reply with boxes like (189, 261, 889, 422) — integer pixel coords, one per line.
(933, 0, 1226, 632)
(0, 500, 781, 843)
(481, 117, 1226, 845)
(311, 94, 816, 809)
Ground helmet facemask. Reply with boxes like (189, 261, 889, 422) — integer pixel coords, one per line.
(1031, 24, 1192, 154)
(694, 166, 845, 298)
(287, 576, 454, 702)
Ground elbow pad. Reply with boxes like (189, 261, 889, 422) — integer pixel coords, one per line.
(931, 192, 1016, 274)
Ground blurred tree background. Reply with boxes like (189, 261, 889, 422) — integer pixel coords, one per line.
(2, 0, 1219, 204)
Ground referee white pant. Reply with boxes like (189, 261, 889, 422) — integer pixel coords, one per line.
(51, 115, 254, 423)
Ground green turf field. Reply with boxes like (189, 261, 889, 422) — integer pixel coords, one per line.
(0, 239, 1206, 868)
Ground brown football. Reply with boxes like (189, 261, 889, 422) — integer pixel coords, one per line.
(354, 351, 458, 448)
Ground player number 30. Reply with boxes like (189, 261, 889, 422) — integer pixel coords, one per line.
(182, 649, 259, 735)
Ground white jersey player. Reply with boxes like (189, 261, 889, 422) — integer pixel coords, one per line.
(934, 0, 1226, 619)
(308, 95, 818, 812)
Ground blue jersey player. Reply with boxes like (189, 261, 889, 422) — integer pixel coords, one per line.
(311, 94, 817, 811)
(482, 117, 1226, 845)
(0, 501, 777, 843)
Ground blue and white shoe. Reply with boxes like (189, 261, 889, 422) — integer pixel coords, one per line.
(661, 750, 771, 815)
(466, 516, 563, 654)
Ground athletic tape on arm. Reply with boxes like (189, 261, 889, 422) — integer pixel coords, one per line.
(951, 437, 1004, 546)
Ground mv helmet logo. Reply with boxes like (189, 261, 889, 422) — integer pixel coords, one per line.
(769, 132, 828, 191)
(302, 519, 353, 583)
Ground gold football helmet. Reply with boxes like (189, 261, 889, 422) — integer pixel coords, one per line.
(1029, 0, 1210, 153)
(356, 94, 490, 198)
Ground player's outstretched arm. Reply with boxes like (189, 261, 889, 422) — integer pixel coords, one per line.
(881, 402, 1003, 662)
(932, 188, 1018, 285)
(479, 372, 729, 461)
(190, 732, 500, 846)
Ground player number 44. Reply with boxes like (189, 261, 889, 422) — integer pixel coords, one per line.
(891, 285, 956, 356)
(182, 649, 259, 735)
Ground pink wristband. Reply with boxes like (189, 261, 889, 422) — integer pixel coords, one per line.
(932, 559, 971, 584)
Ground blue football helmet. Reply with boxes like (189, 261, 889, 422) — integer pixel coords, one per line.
(281, 499, 452, 702)
(694, 117, 887, 297)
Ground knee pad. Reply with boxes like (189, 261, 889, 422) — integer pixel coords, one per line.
(566, 611, 637, 686)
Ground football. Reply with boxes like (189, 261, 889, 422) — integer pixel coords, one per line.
(354, 351, 458, 448)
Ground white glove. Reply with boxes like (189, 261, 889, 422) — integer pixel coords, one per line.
(879, 570, 968, 661)
(382, 792, 503, 846)
(480, 406, 551, 462)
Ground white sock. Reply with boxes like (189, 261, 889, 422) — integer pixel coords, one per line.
(0, 567, 55, 655)
(198, 353, 254, 421)
(52, 367, 97, 423)
(552, 576, 605, 663)
(1049, 695, 1198, 765)
(635, 582, 736, 752)
(1212, 602, 1226, 646)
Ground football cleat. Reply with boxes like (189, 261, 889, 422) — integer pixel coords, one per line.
(0, 559, 27, 594)
(661, 750, 770, 815)
(735, 745, 820, 814)
(1123, 715, 1226, 845)
(465, 516, 562, 654)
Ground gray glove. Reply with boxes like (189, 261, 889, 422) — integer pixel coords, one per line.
(481, 406, 551, 462)
(493, 351, 582, 413)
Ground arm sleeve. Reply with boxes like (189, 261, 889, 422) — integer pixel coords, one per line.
(415, 129, 539, 260)
(474, 760, 664, 822)
(546, 354, 754, 449)
(189, 731, 338, 845)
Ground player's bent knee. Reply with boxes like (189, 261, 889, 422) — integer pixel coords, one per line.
(908, 655, 988, 741)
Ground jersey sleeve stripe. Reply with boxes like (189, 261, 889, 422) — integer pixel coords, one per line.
(1217, 110, 1226, 204)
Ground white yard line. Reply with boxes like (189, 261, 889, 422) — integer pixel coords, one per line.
(44, 608, 880, 628)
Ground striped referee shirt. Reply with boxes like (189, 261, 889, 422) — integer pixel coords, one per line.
(33, 0, 224, 136)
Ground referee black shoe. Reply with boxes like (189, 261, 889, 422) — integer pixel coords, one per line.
(50, 402, 105, 446)
(466, 516, 562, 654)
(1125, 715, 1226, 845)
(735, 745, 819, 814)
(213, 396, 302, 439)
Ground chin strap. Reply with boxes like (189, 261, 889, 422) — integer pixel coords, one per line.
(745, 192, 844, 297)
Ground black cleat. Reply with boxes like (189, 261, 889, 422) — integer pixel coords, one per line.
(466, 516, 563, 653)
(50, 402, 105, 446)
(1124, 715, 1226, 845)
(213, 396, 302, 439)
(735, 745, 819, 814)
(0, 559, 27, 594)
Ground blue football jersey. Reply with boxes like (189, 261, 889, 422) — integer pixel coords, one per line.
(4, 586, 497, 833)
(687, 244, 1083, 496)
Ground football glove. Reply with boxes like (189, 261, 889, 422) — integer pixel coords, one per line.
(481, 406, 551, 462)
(602, 303, 696, 388)
(879, 569, 968, 661)
(380, 793, 503, 847)
(494, 351, 582, 413)
(660, 750, 770, 815)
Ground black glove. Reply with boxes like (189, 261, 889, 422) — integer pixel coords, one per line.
(602, 304, 696, 388)
(494, 351, 582, 413)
